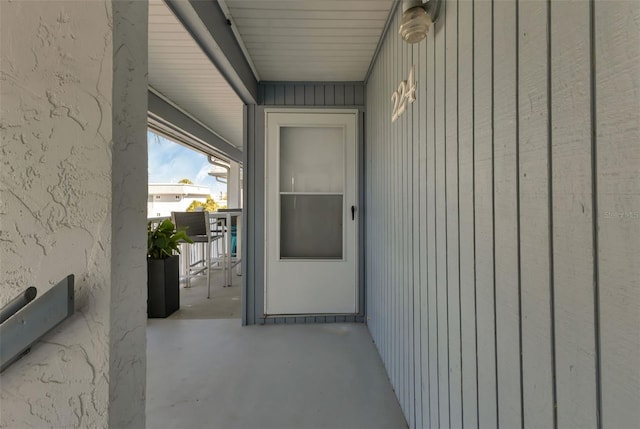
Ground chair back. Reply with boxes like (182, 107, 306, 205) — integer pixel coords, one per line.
(171, 211, 210, 239)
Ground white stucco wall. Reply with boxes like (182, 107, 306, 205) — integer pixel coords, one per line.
(0, 1, 148, 427)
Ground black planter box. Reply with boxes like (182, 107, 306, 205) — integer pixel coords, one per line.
(147, 255, 180, 318)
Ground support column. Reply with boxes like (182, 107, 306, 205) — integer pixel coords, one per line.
(228, 160, 242, 209)
(0, 1, 148, 427)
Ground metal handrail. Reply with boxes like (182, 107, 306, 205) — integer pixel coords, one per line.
(0, 287, 37, 324)
(0, 275, 74, 372)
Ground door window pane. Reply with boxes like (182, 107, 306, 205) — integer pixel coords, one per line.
(280, 195, 343, 259)
(279, 127, 344, 193)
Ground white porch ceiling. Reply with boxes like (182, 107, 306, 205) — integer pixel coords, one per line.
(147, 0, 397, 152)
(223, 0, 396, 82)
(148, 0, 243, 149)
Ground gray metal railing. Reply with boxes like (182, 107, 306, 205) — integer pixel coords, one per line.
(0, 275, 74, 372)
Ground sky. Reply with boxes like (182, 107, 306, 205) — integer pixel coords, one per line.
(147, 131, 226, 197)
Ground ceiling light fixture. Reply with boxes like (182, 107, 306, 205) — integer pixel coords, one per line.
(399, 0, 442, 44)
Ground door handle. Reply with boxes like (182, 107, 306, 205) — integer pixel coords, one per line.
(351, 205, 356, 221)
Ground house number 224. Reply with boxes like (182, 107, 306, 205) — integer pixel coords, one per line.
(391, 65, 416, 123)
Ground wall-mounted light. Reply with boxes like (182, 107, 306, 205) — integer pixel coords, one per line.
(399, 0, 442, 44)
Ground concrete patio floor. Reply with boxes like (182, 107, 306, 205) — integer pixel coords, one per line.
(146, 319, 408, 429)
(168, 269, 242, 320)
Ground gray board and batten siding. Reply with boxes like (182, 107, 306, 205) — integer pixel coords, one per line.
(243, 82, 366, 326)
(365, 1, 639, 429)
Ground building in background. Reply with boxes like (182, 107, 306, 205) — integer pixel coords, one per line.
(147, 183, 210, 217)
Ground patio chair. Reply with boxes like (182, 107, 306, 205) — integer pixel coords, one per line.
(171, 211, 226, 299)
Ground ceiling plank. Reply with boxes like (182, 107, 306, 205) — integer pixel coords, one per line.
(228, 9, 389, 20)
(233, 18, 386, 29)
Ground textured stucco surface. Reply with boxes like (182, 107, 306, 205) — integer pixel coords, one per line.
(0, 1, 147, 427)
(108, 1, 148, 427)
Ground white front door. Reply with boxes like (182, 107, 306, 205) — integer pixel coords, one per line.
(265, 110, 358, 315)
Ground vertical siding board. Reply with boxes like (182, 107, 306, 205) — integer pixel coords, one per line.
(382, 31, 390, 381)
(393, 19, 401, 402)
(404, 41, 417, 427)
(385, 22, 392, 392)
(398, 36, 404, 414)
(493, 1, 522, 428)
(325, 84, 335, 105)
(474, 0, 498, 426)
(345, 84, 355, 106)
(392, 28, 399, 407)
(457, 1, 479, 427)
(391, 13, 397, 398)
(384, 35, 391, 376)
(389, 19, 394, 386)
(411, 40, 423, 429)
(445, 0, 463, 427)
(378, 48, 383, 352)
(314, 85, 325, 106)
(595, 3, 640, 428)
(264, 85, 275, 105)
(375, 27, 380, 360)
(551, 2, 599, 427)
(355, 85, 365, 106)
(397, 10, 403, 407)
(426, 19, 440, 429)
(401, 34, 415, 426)
(398, 35, 411, 422)
(294, 84, 305, 105)
(398, 21, 405, 405)
(335, 84, 346, 105)
(366, 79, 374, 360)
(382, 34, 389, 377)
(371, 47, 379, 359)
(371, 48, 377, 363)
(275, 85, 285, 105)
(365, 81, 370, 336)
(418, 17, 431, 425)
(518, 1, 555, 426)
(435, 6, 451, 428)
(366, 83, 371, 332)
(285, 84, 295, 105)
(380, 39, 385, 359)
(407, 39, 415, 426)
(304, 84, 314, 106)
(381, 42, 385, 351)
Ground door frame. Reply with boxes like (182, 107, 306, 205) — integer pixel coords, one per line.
(263, 108, 360, 316)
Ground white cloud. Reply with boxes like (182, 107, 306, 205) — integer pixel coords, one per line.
(147, 131, 227, 196)
(195, 163, 212, 183)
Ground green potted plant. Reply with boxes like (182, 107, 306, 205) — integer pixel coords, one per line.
(147, 219, 193, 318)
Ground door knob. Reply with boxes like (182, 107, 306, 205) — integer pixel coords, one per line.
(351, 205, 356, 221)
